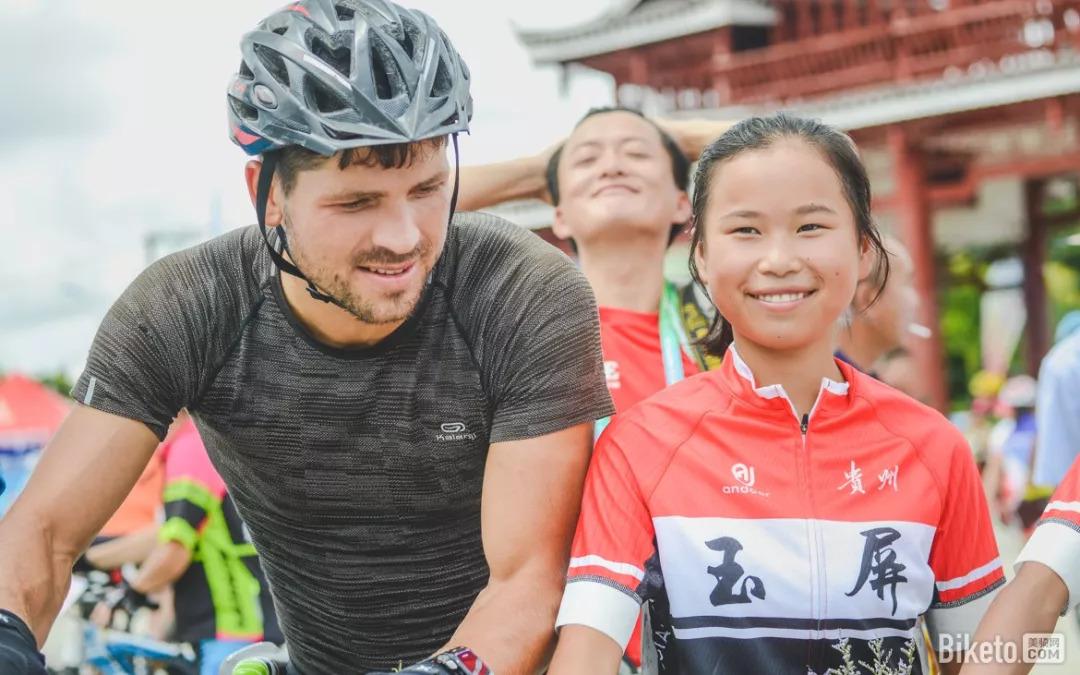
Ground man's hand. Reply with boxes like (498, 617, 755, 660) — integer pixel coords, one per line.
(369, 647, 493, 674)
(83, 524, 160, 571)
(109, 580, 159, 616)
(655, 118, 736, 161)
(0, 611, 47, 675)
(456, 138, 563, 212)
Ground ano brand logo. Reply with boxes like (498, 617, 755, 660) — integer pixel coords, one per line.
(436, 422, 477, 442)
(732, 463, 756, 487)
(723, 463, 769, 497)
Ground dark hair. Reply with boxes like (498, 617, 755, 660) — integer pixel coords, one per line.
(270, 136, 448, 194)
(687, 113, 891, 356)
(546, 106, 691, 245)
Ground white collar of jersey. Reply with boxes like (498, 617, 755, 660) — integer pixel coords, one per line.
(728, 345, 850, 421)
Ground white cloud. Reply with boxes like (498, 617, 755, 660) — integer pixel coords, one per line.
(0, 0, 114, 149)
(1, 0, 615, 377)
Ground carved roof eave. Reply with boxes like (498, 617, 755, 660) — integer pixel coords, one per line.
(515, 0, 777, 65)
(670, 51, 1080, 132)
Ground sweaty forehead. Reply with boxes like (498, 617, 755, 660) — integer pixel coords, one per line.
(564, 111, 664, 151)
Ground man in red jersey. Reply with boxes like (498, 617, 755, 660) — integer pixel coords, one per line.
(460, 109, 730, 669)
(461, 109, 731, 417)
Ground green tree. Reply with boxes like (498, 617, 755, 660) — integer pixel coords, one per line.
(36, 371, 74, 397)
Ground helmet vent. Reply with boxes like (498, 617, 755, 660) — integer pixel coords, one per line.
(369, 31, 406, 100)
(335, 2, 356, 22)
(308, 30, 353, 79)
(305, 76, 349, 113)
(253, 44, 291, 87)
(229, 98, 260, 122)
(398, 18, 419, 59)
(431, 56, 451, 98)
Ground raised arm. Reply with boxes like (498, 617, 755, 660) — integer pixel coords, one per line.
(655, 117, 735, 161)
(456, 146, 555, 212)
(445, 422, 593, 673)
(0, 406, 159, 639)
(129, 541, 193, 595)
(84, 524, 160, 570)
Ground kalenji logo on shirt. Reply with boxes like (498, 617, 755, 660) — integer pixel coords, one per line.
(436, 422, 477, 442)
(723, 463, 769, 497)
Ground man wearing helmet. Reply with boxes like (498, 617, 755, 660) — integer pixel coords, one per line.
(0, 2, 612, 674)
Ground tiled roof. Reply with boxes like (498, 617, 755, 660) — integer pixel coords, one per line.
(515, 0, 775, 64)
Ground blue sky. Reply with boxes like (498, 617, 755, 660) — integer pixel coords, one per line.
(1, 0, 615, 377)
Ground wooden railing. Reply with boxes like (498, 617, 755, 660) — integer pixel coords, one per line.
(662, 1, 1080, 107)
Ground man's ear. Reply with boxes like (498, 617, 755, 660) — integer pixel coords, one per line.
(692, 228, 707, 277)
(852, 237, 880, 312)
(244, 159, 284, 227)
(551, 205, 572, 241)
(857, 235, 875, 284)
(672, 191, 692, 226)
(852, 279, 876, 314)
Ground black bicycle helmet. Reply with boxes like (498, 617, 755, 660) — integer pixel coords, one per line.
(228, 0, 472, 155)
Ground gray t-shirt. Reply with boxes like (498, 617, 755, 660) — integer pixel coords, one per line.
(73, 212, 613, 673)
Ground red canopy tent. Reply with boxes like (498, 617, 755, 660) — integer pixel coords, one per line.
(0, 373, 70, 453)
(0, 374, 70, 513)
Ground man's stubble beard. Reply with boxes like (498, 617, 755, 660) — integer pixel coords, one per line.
(282, 214, 431, 325)
(317, 266, 420, 325)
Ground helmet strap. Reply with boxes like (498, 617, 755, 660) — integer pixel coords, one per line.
(255, 153, 340, 305)
(448, 132, 461, 225)
(256, 134, 463, 308)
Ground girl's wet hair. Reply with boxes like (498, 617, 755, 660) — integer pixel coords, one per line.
(687, 113, 891, 356)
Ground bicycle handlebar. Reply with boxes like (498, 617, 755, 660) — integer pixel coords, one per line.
(219, 642, 290, 675)
(232, 658, 288, 674)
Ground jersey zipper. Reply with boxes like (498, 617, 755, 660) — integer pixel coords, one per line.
(800, 412, 827, 669)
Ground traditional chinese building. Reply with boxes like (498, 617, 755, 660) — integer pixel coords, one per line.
(514, 0, 1080, 411)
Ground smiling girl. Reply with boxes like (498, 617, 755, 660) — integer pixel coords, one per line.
(549, 115, 1003, 675)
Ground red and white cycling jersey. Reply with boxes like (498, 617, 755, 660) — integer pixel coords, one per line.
(1016, 454, 1080, 612)
(599, 305, 700, 414)
(557, 348, 1004, 674)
